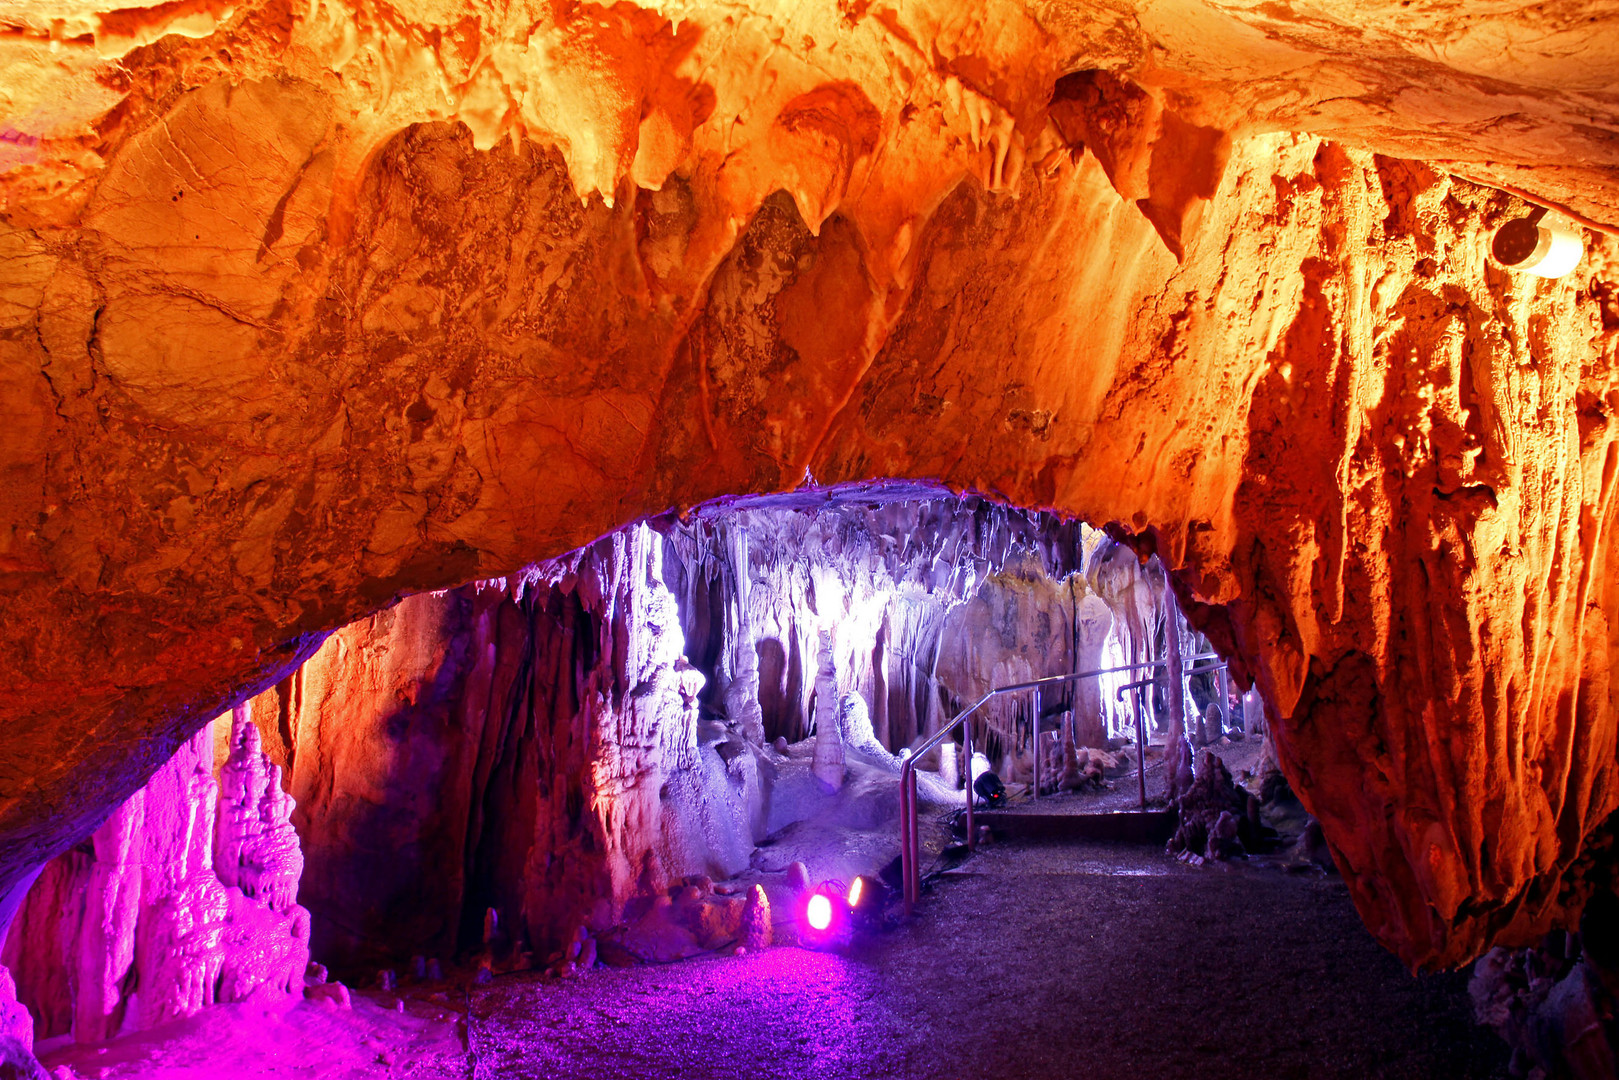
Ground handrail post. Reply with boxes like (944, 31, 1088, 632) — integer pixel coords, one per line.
(963, 721, 976, 849)
(900, 760, 917, 913)
(1032, 707, 1040, 801)
(1135, 683, 1147, 810)
(900, 761, 910, 911)
(914, 771, 922, 902)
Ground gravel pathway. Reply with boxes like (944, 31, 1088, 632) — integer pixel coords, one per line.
(469, 839, 1509, 1080)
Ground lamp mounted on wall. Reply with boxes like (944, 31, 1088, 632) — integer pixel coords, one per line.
(1492, 205, 1584, 279)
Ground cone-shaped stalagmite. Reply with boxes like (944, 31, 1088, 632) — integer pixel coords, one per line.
(725, 640, 767, 747)
(811, 630, 846, 793)
(743, 885, 772, 951)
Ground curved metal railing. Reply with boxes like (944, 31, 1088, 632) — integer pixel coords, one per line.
(898, 661, 1163, 912)
(897, 655, 1231, 911)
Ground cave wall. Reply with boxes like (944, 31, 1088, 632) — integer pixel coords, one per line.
(936, 555, 1112, 776)
(252, 581, 491, 969)
(0, 1, 1615, 970)
(662, 495, 1095, 752)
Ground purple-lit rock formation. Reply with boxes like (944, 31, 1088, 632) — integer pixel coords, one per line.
(0, 964, 33, 1068)
(215, 709, 304, 914)
(0, 720, 309, 1044)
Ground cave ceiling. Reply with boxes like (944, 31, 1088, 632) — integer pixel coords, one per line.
(2, 0, 1619, 970)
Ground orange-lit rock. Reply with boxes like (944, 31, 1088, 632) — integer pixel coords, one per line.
(0, 0, 1616, 972)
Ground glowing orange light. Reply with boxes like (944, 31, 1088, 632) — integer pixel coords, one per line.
(806, 892, 833, 931)
(847, 877, 863, 907)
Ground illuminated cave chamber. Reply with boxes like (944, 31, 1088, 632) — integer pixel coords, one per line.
(1, 487, 1260, 1039)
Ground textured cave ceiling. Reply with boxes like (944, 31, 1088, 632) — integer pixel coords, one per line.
(1, 0, 1618, 970)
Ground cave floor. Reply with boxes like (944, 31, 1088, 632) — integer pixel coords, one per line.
(37, 838, 1508, 1080)
(468, 839, 1509, 1080)
(37, 989, 468, 1079)
(997, 732, 1268, 816)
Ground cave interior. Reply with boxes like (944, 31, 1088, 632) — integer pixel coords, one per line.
(3, 0, 1619, 1077)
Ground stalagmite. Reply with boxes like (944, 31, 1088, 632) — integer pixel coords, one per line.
(725, 641, 768, 747)
(215, 707, 303, 913)
(742, 885, 772, 951)
(1059, 715, 1085, 793)
(811, 630, 847, 794)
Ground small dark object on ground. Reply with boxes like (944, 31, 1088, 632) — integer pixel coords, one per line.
(973, 771, 1007, 808)
(878, 854, 904, 894)
(935, 842, 972, 872)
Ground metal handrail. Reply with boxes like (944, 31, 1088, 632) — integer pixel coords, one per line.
(897, 660, 1173, 912)
(1116, 660, 1229, 800)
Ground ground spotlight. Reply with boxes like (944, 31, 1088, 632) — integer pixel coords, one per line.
(806, 891, 833, 931)
(846, 874, 888, 932)
(798, 880, 852, 949)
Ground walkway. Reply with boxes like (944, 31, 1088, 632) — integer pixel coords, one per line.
(468, 839, 1508, 1080)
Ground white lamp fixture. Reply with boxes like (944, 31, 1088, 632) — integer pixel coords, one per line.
(1492, 206, 1584, 279)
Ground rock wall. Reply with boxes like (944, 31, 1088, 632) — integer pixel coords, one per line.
(936, 560, 1134, 772)
(0, 1, 1615, 970)
(252, 581, 492, 969)
(667, 497, 1181, 792)
(662, 494, 1099, 750)
(0, 713, 308, 1044)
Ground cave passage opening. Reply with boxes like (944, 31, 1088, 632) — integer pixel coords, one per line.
(1, 483, 1276, 1058)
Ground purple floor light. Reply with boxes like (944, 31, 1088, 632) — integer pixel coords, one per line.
(798, 881, 850, 948)
(806, 892, 834, 931)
